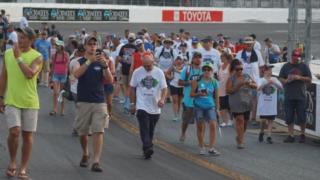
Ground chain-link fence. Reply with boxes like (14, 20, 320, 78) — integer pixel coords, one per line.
(7, 0, 320, 8)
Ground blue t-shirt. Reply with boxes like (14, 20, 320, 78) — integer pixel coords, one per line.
(180, 65, 202, 107)
(194, 78, 219, 109)
(35, 39, 51, 61)
(77, 58, 105, 103)
(144, 42, 153, 52)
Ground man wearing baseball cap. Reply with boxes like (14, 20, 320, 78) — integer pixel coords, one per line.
(279, 48, 312, 143)
(0, 26, 42, 179)
(117, 32, 138, 112)
(73, 35, 113, 172)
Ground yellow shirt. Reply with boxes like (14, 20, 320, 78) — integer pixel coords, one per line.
(4, 48, 42, 109)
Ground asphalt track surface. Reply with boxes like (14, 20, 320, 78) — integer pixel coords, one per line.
(0, 87, 230, 180)
(28, 22, 320, 58)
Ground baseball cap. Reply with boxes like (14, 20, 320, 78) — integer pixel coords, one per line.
(128, 33, 136, 40)
(223, 36, 230, 40)
(243, 37, 254, 44)
(175, 55, 183, 61)
(192, 36, 199, 43)
(55, 40, 64, 47)
(84, 35, 97, 44)
(292, 48, 302, 57)
(202, 36, 213, 43)
(16, 27, 36, 39)
(202, 62, 214, 70)
(135, 39, 143, 46)
(163, 38, 173, 44)
(263, 64, 274, 70)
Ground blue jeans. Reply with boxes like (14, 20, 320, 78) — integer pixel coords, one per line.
(136, 110, 160, 152)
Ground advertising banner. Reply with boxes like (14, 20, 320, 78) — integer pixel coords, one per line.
(162, 10, 223, 22)
(23, 7, 129, 21)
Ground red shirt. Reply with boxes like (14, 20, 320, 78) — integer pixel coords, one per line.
(133, 52, 143, 71)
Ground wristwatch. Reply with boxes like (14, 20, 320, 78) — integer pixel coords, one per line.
(17, 57, 24, 64)
(85, 60, 91, 66)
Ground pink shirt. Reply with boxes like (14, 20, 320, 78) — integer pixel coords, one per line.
(52, 52, 69, 75)
(218, 63, 230, 97)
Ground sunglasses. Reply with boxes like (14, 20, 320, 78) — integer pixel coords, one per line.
(235, 68, 243, 72)
(203, 68, 212, 72)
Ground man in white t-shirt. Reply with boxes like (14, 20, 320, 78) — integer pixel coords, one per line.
(236, 36, 265, 125)
(129, 53, 168, 159)
(199, 36, 221, 76)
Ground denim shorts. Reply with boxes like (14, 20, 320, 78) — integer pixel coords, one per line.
(284, 99, 306, 125)
(104, 84, 114, 96)
(52, 74, 67, 83)
(194, 107, 217, 122)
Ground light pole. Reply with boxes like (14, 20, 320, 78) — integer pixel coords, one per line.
(304, 0, 312, 65)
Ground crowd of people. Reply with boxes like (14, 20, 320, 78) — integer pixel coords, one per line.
(0, 20, 313, 179)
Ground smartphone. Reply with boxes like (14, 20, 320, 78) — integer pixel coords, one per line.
(96, 49, 103, 56)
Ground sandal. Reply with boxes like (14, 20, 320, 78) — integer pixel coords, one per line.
(5, 167, 16, 177)
(49, 111, 57, 116)
(17, 172, 30, 180)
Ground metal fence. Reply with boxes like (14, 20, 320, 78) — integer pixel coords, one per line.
(8, 0, 320, 8)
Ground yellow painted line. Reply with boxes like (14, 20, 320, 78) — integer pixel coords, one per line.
(112, 113, 252, 180)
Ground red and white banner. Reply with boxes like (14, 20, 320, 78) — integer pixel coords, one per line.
(162, 10, 223, 22)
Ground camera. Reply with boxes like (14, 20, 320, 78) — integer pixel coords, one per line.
(96, 49, 103, 56)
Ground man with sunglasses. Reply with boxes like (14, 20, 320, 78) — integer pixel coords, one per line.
(74, 36, 113, 172)
(236, 37, 265, 125)
(129, 53, 168, 159)
(279, 48, 312, 143)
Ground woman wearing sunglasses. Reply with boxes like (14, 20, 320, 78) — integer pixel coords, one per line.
(226, 59, 257, 149)
(190, 62, 220, 156)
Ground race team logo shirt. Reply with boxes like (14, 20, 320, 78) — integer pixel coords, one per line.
(130, 66, 167, 114)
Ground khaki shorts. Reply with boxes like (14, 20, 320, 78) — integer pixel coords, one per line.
(5, 105, 38, 132)
(121, 73, 129, 86)
(42, 60, 50, 73)
(75, 102, 108, 135)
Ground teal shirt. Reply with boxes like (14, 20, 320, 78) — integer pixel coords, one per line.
(180, 66, 202, 107)
(195, 78, 219, 109)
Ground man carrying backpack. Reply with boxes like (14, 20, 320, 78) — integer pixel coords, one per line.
(178, 52, 203, 142)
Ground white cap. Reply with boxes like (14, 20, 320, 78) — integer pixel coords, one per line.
(128, 33, 136, 40)
(135, 39, 143, 45)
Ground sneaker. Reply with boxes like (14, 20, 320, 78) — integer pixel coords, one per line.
(208, 148, 221, 156)
(144, 149, 154, 159)
(266, 137, 273, 144)
(199, 147, 206, 155)
(79, 155, 89, 167)
(227, 121, 233, 126)
(91, 162, 103, 172)
(258, 132, 264, 142)
(179, 135, 185, 143)
(283, 135, 295, 143)
(237, 143, 245, 149)
(172, 117, 178, 122)
(220, 123, 227, 127)
(299, 134, 306, 143)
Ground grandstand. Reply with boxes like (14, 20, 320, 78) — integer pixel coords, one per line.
(5, 0, 320, 8)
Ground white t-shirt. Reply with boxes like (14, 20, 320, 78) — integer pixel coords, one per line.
(69, 57, 81, 94)
(20, 17, 28, 29)
(236, 49, 265, 83)
(200, 48, 221, 74)
(155, 47, 176, 71)
(130, 66, 167, 114)
(6, 31, 18, 50)
(169, 67, 183, 88)
(112, 43, 124, 71)
(254, 41, 262, 51)
(257, 77, 282, 116)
